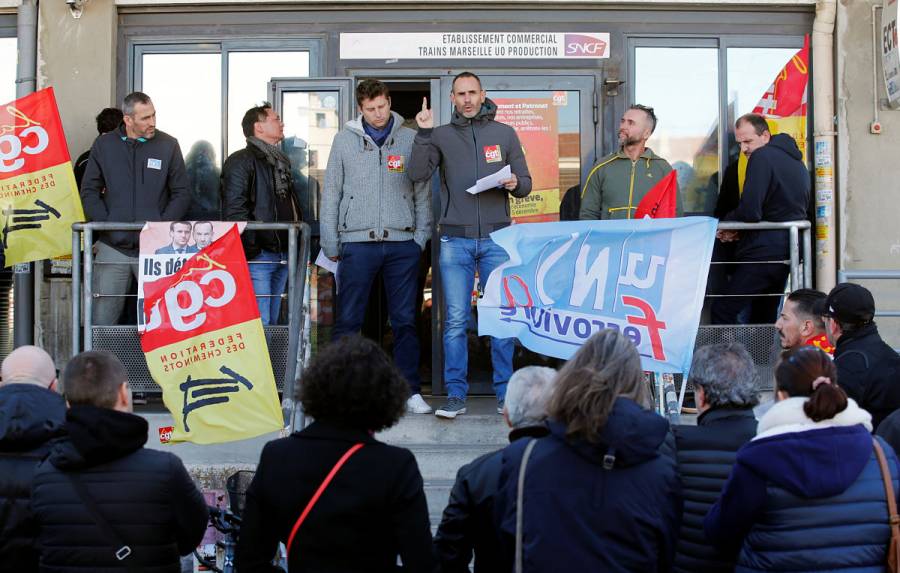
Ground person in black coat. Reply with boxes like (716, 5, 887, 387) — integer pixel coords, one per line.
(816, 282, 900, 430)
(495, 330, 681, 573)
(712, 113, 810, 325)
(235, 335, 435, 573)
(30, 351, 208, 572)
(0, 346, 65, 573)
(434, 366, 556, 573)
(672, 343, 759, 573)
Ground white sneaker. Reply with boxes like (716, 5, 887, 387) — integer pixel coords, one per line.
(406, 393, 433, 414)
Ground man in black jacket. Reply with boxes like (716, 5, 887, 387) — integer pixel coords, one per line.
(816, 282, 900, 430)
(711, 113, 809, 325)
(0, 346, 64, 573)
(672, 343, 759, 573)
(222, 103, 301, 325)
(409, 71, 532, 418)
(74, 107, 123, 190)
(31, 351, 208, 572)
(434, 365, 555, 572)
(80, 92, 191, 325)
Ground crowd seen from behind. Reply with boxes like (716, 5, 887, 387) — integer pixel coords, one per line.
(1, 280, 899, 572)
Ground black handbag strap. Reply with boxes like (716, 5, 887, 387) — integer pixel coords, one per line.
(65, 472, 140, 572)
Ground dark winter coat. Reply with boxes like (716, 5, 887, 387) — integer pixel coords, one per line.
(234, 421, 435, 573)
(672, 407, 757, 573)
(31, 405, 208, 573)
(80, 125, 191, 256)
(0, 384, 66, 573)
(834, 322, 900, 430)
(434, 425, 549, 573)
(495, 398, 681, 573)
(222, 144, 302, 259)
(408, 98, 532, 239)
(705, 397, 897, 572)
(723, 133, 810, 260)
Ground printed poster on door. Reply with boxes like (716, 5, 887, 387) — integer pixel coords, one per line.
(494, 97, 561, 223)
(140, 225, 282, 445)
(0, 87, 84, 266)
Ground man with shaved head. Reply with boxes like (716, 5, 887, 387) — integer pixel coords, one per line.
(0, 345, 65, 572)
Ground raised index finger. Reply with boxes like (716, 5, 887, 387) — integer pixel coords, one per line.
(422, 97, 429, 111)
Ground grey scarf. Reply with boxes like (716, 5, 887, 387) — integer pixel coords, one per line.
(247, 136, 294, 200)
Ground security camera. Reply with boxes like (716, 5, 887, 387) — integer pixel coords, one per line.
(66, 0, 87, 19)
(65, 0, 77, 5)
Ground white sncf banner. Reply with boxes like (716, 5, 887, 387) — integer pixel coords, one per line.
(340, 32, 610, 60)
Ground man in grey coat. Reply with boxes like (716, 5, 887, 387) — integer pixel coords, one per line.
(322, 79, 432, 413)
(409, 71, 532, 419)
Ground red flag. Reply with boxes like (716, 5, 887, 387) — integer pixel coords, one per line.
(634, 170, 678, 219)
(752, 35, 809, 118)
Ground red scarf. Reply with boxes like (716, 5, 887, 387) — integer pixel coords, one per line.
(805, 333, 834, 355)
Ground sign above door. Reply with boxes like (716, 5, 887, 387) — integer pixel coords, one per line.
(339, 32, 610, 60)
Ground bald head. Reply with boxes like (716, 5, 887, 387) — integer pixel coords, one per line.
(1, 346, 57, 389)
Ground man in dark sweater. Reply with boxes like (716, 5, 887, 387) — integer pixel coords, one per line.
(672, 343, 759, 573)
(711, 113, 809, 325)
(80, 92, 191, 325)
(434, 366, 555, 572)
(0, 346, 65, 573)
(409, 71, 532, 419)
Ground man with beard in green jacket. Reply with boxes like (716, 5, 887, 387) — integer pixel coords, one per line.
(580, 104, 679, 220)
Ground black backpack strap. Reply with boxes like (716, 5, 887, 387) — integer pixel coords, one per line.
(64, 472, 140, 572)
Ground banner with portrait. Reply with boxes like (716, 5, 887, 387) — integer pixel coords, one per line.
(140, 225, 282, 444)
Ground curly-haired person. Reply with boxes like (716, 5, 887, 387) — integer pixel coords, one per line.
(235, 335, 435, 573)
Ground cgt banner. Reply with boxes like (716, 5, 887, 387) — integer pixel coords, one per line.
(478, 217, 717, 374)
(140, 225, 283, 444)
(0, 87, 84, 266)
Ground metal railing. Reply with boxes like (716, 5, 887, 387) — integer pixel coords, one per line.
(708, 220, 813, 298)
(71, 221, 312, 428)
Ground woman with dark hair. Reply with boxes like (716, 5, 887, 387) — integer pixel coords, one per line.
(705, 346, 900, 572)
(495, 329, 681, 572)
(235, 335, 435, 572)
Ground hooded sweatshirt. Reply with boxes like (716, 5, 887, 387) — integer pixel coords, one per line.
(321, 111, 431, 258)
(0, 384, 65, 573)
(496, 398, 681, 573)
(31, 405, 208, 573)
(408, 98, 532, 239)
(705, 397, 899, 572)
(723, 133, 810, 260)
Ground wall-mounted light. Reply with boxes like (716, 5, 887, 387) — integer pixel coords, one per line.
(604, 77, 625, 98)
(66, 0, 89, 19)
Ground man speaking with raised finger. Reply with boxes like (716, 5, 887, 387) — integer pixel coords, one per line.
(409, 71, 532, 420)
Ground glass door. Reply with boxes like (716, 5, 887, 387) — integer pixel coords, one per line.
(433, 74, 596, 394)
(270, 77, 354, 351)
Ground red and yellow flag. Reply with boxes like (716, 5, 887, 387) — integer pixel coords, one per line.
(0, 87, 84, 266)
(739, 36, 810, 192)
(140, 225, 283, 444)
(635, 170, 678, 219)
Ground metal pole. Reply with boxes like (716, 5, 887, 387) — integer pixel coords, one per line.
(12, 0, 38, 347)
(789, 225, 800, 291)
(802, 225, 812, 288)
(83, 227, 94, 351)
(71, 227, 81, 355)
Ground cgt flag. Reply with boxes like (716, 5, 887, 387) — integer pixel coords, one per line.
(739, 36, 810, 192)
(0, 87, 84, 266)
(478, 218, 717, 374)
(140, 225, 283, 444)
(634, 170, 678, 219)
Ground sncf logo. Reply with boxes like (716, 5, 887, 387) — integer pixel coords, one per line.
(564, 34, 608, 57)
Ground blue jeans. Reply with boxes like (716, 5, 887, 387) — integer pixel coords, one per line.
(439, 236, 513, 400)
(333, 240, 423, 393)
(248, 249, 289, 326)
